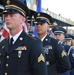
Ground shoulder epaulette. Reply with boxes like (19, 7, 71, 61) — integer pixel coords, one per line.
(26, 33, 37, 40)
(48, 35, 53, 39)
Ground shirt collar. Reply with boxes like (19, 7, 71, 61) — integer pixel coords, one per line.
(9, 30, 23, 44)
(41, 34, 47, 42)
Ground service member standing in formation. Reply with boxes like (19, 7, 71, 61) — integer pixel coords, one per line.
(52, 26, 71, 75)
(0, 0, 47, 75)
(64, 34, 74, 75)
(34, 12, 71, 75)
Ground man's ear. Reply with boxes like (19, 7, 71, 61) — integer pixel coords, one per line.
(22, 16, 26, 22)
(48, 25, 50, 29)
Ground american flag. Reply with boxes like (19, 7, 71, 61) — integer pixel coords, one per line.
(1, 21, 28, 41)
(2, 23, 9, 39)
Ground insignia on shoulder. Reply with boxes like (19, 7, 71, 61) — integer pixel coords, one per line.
(38, 54, 45, 63)
(61, 50, 67, 57)
(26, 33, 36, 40)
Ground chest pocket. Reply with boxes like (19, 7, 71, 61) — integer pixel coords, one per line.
(8, 48, 30, 71)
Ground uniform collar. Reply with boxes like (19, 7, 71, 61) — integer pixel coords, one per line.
(9, 29, 23, 44)
(41, 34, 47, 42)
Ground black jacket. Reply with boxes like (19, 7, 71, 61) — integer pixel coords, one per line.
(42, 35, 71, 75)
(0, 31, 47, 75)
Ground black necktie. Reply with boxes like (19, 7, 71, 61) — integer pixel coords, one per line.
(9, 37, 13, 48)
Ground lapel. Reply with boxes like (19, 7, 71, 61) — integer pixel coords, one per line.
(8, 31, 26, 53)
(0, 37, 9, 56)
(4, 37, 9, 52)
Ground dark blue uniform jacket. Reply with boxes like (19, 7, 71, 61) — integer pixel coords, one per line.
(0, 31, 47, 75)
(43, 35, 71, 75)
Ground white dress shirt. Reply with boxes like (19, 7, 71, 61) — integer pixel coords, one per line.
(9, 30, 23, 44)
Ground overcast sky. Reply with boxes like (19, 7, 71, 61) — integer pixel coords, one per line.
(42, 0, 74, 21)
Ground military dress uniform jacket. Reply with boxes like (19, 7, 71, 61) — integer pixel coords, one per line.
(68, 46, 74, 75)
(42, 35, 71, 75)
(0, 31, 47, 75)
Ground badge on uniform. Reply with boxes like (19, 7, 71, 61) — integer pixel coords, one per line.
(15, 46, 27, 50)
(38, 54, 45, 63)
(61, 50, 67, 57)
(48, 46, 52, 49)
(18, 51, 22, 58)
(43, 45, 52, 54)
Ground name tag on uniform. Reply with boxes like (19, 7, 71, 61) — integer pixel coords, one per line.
(15, 46, 27, 50)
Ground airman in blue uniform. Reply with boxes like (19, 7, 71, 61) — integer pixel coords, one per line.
(52, 26, 71, 75)
(64, 34, 74, 75)
(64, 34, 74, 46)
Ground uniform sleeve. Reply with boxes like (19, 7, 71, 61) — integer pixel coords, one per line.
(29, 39, 47, 75)
(54, 41, 71, 73)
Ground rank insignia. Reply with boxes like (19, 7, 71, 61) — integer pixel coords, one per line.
(38, 54, 45, 62)
(61, 50, 67, 57)
(15, 46, 27, 50)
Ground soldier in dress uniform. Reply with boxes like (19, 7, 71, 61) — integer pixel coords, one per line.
(34, 12, 71, 75)
(0, 0, 47, 75)
(52, 26, 71, 75)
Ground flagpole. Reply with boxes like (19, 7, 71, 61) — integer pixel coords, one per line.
(37, 0, 41, 12)
(33, 0, 41, 36)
